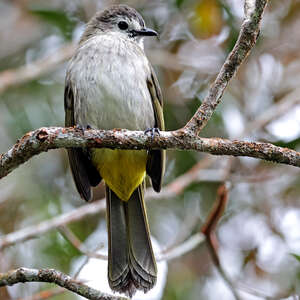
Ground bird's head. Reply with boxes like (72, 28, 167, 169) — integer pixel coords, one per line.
(80, 5, 158, 47)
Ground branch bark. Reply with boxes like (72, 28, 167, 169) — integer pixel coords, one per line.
(0, 126, 299, 179)
(0, 2, 279, 299)
(0, 268, 128, 300)
(0, 0, 272, 179)
(185, 0, 268, 134)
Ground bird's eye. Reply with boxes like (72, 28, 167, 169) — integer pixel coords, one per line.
(118, 21, 129, 30)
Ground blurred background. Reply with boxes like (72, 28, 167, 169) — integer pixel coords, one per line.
(0, 0, 300, 299)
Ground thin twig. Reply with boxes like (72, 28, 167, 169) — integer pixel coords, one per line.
(0, 45, 187, 97)
(201, 184, 229, 265)
(58, 226, 107, 260)
(0, 157, 212, 251)
(161, 156, 217, 196)
(72, 244, 106, 279)
(201, 184, 241, 300)
(0, 200, 106, 250)
(59, 223, 205, 263)
(0, 268, 128, 300)
(185, 0, 268, 134)
(157, 233, 205, 262)
(245, 90, 300, 134)
(0, 159, 297, 252)
(0, 44, 75, 94)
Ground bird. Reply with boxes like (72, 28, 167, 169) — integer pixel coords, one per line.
(64, 4, 165, 297)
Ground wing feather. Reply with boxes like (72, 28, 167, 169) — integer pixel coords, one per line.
(146, 66, 165, 192)
(64, 80, 101, 201)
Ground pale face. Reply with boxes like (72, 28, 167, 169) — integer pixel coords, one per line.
(81, 6, 158, 47)
(108, 15, 146, 46)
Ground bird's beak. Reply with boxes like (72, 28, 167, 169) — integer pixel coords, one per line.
(132, 27, 158, 37)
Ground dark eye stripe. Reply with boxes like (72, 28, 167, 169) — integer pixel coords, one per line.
(118, 21, 129, 30)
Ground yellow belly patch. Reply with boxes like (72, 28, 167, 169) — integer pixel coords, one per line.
(92, 148, 147, 201)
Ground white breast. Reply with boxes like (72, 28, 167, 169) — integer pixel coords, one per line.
(67, 34, 155, 131)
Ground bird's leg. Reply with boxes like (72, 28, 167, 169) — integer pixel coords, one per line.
(75, 124, 94, 158)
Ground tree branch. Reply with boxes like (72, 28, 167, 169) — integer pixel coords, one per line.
(201, 184, 241, 300)
(0, 0, 273, 181)
(0, 44, 75, 95)
(0, 158, 214, 251)
(0, 126, 299, 180)
(0, 199, 105, 250)
(184, 0, 268, 134)
(0, 268, 128, 300)
(157, 233, 205, 262)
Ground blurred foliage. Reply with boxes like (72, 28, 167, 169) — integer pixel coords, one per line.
(190, 0, 223, 38)
(275, 137, 300, 150)
(29, 8, 77, 39)
(292, 254, 300, 264)
(0, 0, 300, 300)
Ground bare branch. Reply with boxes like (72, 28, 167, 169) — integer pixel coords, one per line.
(0, 158, 213, 251)
(161, 156, 217, 196)
(0, 200, 105, 250)
(0, 45, 187, 97)
(201, 184, 228, 244)
(157, 233, 205, 262)
(201, 184, 241, 300)
(0, 268, 128, 300)
(1, 126, 299, 180)
(245, 90, 300, 134)
(184, 0, 268, 134)
(0, 44, 75, 94)
(58, 226, 107, 260)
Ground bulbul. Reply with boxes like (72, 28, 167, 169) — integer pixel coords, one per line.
(64, 5, 165, 296)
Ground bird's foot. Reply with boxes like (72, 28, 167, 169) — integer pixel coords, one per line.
(144, 127, 160, 140)
(75, 124, 93, 134)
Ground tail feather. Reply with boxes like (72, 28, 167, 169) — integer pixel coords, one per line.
(106, 187, 129, 287)
(126, 186, 156, 286)
(106, 184, 157, 297)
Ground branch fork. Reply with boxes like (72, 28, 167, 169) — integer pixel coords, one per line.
(0, 2, 283, 300)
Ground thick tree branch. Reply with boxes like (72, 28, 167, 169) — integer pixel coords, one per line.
(0, 268, 127, 300)
(0, 126, 299, 179)
(0, 1, 273, 181)
(184, 0, 268, 134)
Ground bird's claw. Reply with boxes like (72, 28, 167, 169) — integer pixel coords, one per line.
(75, 124, 92, 134)
(144, 127, 160, 140)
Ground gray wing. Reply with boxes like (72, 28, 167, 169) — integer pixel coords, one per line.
(146, 66, 166, 192)
(64, 80, 102, 201)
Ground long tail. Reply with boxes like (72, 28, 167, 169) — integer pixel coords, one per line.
(106, 184, 157, 297)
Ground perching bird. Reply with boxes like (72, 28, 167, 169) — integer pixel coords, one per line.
(64, 5, 165, 296)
